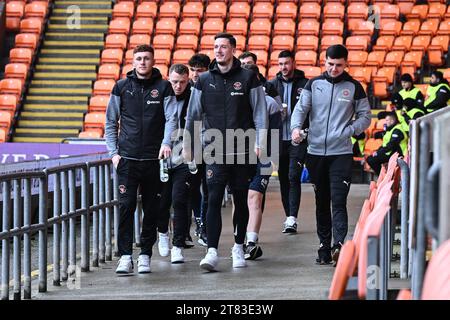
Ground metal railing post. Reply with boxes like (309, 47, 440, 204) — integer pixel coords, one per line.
(99, 165, 105, 263)
(53, 173, 61, 286)
(81, 165, 90, 272)
(366, 237, 380, 300)
(68, 169, 76, 276)
(61, 171, 69, 281)
(23, 178, 32, 299)
(1, 181, 11, 300)
(13, 179, 22, 300)
(425, 162, 440, 241)
(397, 159, 410, 279)
(38, 172, 48, 293)
(92, 166, 99, 267)
(104, 164, 112, 261)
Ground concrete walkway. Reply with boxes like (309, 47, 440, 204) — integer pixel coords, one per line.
(34, 182, 369, 300)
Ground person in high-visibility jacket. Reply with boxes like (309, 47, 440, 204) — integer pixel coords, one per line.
(424, 71, 450, 114)
(351, 132, 366, 158)
(391, 73, 426, 133)
(366, 111, 408, 174)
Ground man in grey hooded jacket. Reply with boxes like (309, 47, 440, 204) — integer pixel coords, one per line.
(290, 44, 371, 265)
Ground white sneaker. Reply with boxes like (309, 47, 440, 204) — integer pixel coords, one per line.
(116, 255, 133, 274)
(158, 232, 170, 257)
(282, 216, 298, 234)
(171, 246, 184, 264)
(137, 254, 151, 273)
(232, 244, 247, 268)
(200, 248, 219, 271)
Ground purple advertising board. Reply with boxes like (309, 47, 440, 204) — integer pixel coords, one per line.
(0, 142, 108, 164)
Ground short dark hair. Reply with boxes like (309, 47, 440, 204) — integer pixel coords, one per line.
(431, 70, 443, 81)
(169, 63, 189, 76)
(214, 32, 236, 48)
(133, 44, 154, 56)
(242, 63, 259, 75)
(326, 44, 348, 60)
(188, 53, 210, 68)
(238, 51, 257, 63)
(278, 50, 294, 60)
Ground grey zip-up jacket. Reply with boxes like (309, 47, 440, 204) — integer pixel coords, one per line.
(291, 71, 371, 156)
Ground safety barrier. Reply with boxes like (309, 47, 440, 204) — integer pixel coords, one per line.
(0, 156, 118, 300)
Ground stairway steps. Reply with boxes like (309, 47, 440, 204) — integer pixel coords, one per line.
(23, 104, 88, 111)
(43, 40, 104, 49)
(31, 80, 93, 87)
(15, 128, 80, 135)
(49, 17, 108, 25)
(33, 72, 97, 80)
(18, 120, 84, 128)
(13, 137, 77, 143)
(28, 88, 92, 96)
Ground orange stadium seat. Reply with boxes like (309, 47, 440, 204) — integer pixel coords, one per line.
(24, 2, 47, 19)
(274, 19, 296, 37)
(428, 35, 449, 65)
(124, 49, 134, 64)
(179, 18, 201, 36)
(155, 64, 168, 79)
(402, 50, 423, 69)
(268, 65, 279, 79)
(101, 49, 123, 65)
(155, 18, 177, 35)
(202, 18, 224, 35)
(79, 131, 102, 139)
(19, 18, 42, 34)
(108, 18, 130, 35)
(444, 69, 450, 82)
(296, 35, 319, 51)
(6, 1, 24, 31)
(295, 51, 317, 66)
(324, 2, 345, 20)
(198, 50, 214, 62)
(427, 2, 446, 19)
(128, 34, 150, 50)
(247, 35, 270, 51)
(252, 50, 268, 66)
(347, 3, 368, 20)
(366, 51, 386, 68)
(406, 4, 428, 20)
(182, 1, 203, 19)
(131, 18, 153, 36)
(205, 2, 227, 20)
(302, 66, 321, 79)
(349, 66, 373, 83)
(297, 19, 320, 36)
(392, 35, 413, 51)
(272, 35, 294, 51)
(276, 2, 298, 20)
(112, 2, 134, 20)
(98, 64, 120, 81)
(373, 35, 395, 51)
(234, 35, 246, 51)
(437, 19, 450, 36)
(121, 64, 133, 78)
(320, 35, 343, 52)
(319, 51, 326, 66)
(419, 19, 439, 36)
(380, 4, 400, 20)
(0, 112, 12, 130)
(105, 34, 127, 50)
(351, 20, 375, 38)
(250, 19, 272, 36)
(0, 78, 22, 101)
(398, 1, 415, 15)
(154, 49, 171, 65)
(152, 34, 175, 50)
(446, 5, 450, 19)
(376, 67, 396, 85)
(328, 240, 356, 300)
(270, 50, 283, 66)
(384, 51, 404, 67)
(252, 2, 274, 20)
(15, 33, 38, 51)
(411, 35, 431, 51)
(4, 63, 28, 82)
(226, 18, 248, 36)
(9, 48, 32, 65)
(0, 128, 7, 143)
(93, 79, 115, 96)
(84, 113, 106, 136)
(347, 51, 368, 67)
(299, 3, 321, 20)
(136, 2, 157, 19)
(88, 95, 109, 113)
(379, 20, 402, 37)
(346, 36, 369, 51)
(172, 49, 195, 65)
(0, 95, 17, 117)
(159, 1, 181, 19)
(200, 35, 215, 50)
(176, 34, 198, 51)
(322, 19, 344, 36)
(229, 2, 251, 19)
(401, 19, 421, 36)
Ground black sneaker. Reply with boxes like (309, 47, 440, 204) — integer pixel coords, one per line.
(316, 244, 332, 265)
(244, 242, 263, 260)
(184, 234, 195, 248)
(331, 242, 343, 267)
(198, 230, 207, 247)
(194, 218, 202, 237)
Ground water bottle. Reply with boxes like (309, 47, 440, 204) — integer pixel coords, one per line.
(159, 159, 169, 182)
(187, 159, 198, 174)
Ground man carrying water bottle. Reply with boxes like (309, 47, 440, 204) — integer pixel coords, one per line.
(105, 44, 178, 274)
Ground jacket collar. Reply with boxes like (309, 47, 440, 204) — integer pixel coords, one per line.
(323, 70, 352, 84)
(209, 57, 241, 76)
(276, 69, 305, 83)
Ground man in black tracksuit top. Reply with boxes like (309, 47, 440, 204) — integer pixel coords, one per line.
(268, 50, 309, 234)
(183, 33, 268, 272)
(291, 45, 371, 266)
(105, 45, 178, 274)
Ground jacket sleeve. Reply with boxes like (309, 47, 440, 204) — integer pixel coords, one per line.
(249, 73, 269, 150)
(350, 82, 372, 136)
(383, 129, 405, 154)
(183, 81, 203, 155)
(162, 85, 179, 147)
(104, 84, 121, 157)
(290, 79, 312, 131)
(426, 85, 450, 110)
